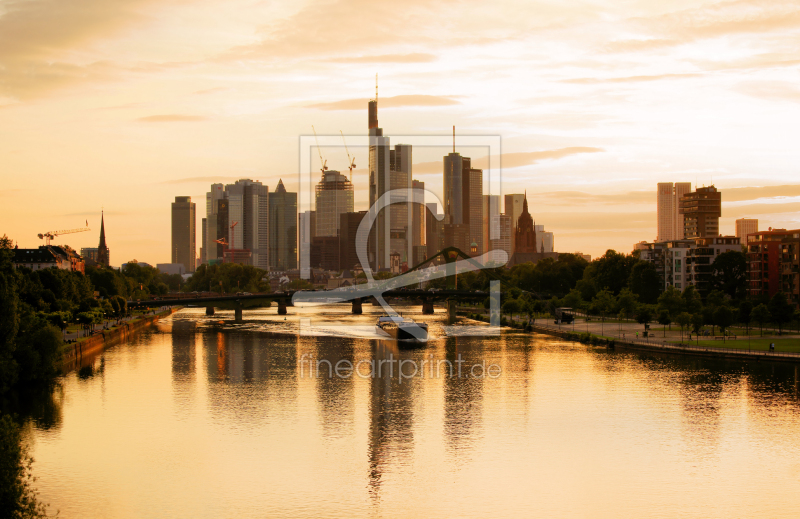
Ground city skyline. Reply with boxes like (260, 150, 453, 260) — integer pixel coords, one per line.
(3, 0, 800, 263)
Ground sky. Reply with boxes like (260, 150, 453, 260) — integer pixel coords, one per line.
(2, 0, 800, 265)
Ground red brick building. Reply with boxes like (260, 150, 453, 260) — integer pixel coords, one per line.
(747, 228, 800, 301)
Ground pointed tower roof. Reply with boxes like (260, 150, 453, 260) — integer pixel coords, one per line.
(275, 179, 286, 193)
(98, 211, 107, 249)
(521, 190, 529, 215)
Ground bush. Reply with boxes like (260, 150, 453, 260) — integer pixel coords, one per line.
(0, 415, 49, 517)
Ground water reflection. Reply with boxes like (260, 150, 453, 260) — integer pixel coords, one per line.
(443, 336, 484, 458)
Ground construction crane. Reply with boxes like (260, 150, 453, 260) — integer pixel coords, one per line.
(38, 226, 91, 246)
(340, 130, 356, 181)
(311, 125, 328, 177)
(215, 221, 239, 263)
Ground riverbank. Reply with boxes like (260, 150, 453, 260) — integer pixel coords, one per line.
(458, 307, 800, 364)
(61, 307, 179, 372)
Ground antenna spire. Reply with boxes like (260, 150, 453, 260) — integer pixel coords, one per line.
(375, 73, 378, 105)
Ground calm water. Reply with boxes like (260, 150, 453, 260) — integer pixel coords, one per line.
(24, 306, 800, 518)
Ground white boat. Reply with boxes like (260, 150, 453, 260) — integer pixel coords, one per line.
(376, 315, 428, 342)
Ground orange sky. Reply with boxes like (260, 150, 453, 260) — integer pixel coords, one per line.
(2, 0, 800, 264)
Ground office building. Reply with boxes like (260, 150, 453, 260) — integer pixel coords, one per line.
(535, 224, 554, 253)
(389, 144, 412, 263)
(269, 179, 297, 271)
(426, 203, 446, 264)
(204, 183, 225, 263)
(463, 163, 483, 256)
(203, 180, 269, 268)
(483, 195, 500, 255)
(315, 171, 354, 237)
(339, 211, 368, 271)
(657, 182, 692, 241)
(443, 151, 464, 227)
(411, 179, 425, 251)
(171, 196, 196, 273)
(368, 93, 391, 271)
(490, 214, 512, 264)
(747, 228, 800, 300)
(679, 185, 721, 239)
(310, 236, 340, 271)
(736, 218, 758, 242)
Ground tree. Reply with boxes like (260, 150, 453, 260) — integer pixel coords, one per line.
(592, 289, 616, 336)
(0, 415, 50, 517)
(635, 305, 653, 333)
(675, 312, 693, 342)
(502, 298, 520, 322)
(657, 285, 683, 330)
(583, 250, 637, 295)
(751, 304, 771, 337)
(681, 285, 703, 315)
(710, 250, 747, 300)
(561, 288, 584, 311)
(713, 306, 735, 341)
(657, 310, 671, 337)
(616, 288, 638, 320)
(768, 291, 794, 335)
(691, 313, 704, 336)
(628, 260, 661, 304)
(738, 301, 753, 336)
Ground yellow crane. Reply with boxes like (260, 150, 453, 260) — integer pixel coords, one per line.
(340, 130, 356, 181)
(38, 226, 91, 246)
(311, 125, 328, 177)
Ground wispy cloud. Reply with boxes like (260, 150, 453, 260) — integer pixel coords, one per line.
(735, 81, 800, 103)
(161, 176, 251, 185)
(328, 53, 437, 63)
(192, 87, 229, 95)
(306, 94, 461, 111)
(409, 147, 604, 174)
(563, 73, 701, 84)
(137, 114, 208, 122)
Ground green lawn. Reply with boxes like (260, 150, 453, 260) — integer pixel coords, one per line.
(667, 337, 800, 353)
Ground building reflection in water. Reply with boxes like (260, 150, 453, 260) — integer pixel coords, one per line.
(311, 335, 356, 440)
(443, 335, 484, 460)
(201, 327, 299, 423)
(171, 319, 197, 380)
(368, 340, 415, 501)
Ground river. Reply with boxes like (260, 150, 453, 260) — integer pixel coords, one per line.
(24, 305, 800, 518)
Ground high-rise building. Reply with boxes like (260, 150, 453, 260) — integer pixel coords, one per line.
(368, 94, 391, 271)
(96, 211, 110, 267)
(315, 171, 354, 237)
(490, 214, 512, 263)
(504, 194, 525, 255)
(269, 179, 297, 271)
(426, 203, 446, 263)
(736, 218, 758, 242)
(411, 179, 425, 251)
(657, 182, 692, 241)
(339, 211, 368, 271)
(389, 144, 412, 263)
(203, 180, 269, 268)
(747, 228, 800, 300)
(443, 151, 464, 226)
(463, 165, 483, 256)
(679, 185, 721, 239)
(535, 224, 554, 253)
(171, 196, 196, 273)
(483, 195, 500, 255)
(200, 218, 207, 265)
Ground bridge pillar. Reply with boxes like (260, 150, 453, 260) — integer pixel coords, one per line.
(205, 307, 215, 316)
(278, 301, 288, 315)
(234, 307, 243, 323)
(422, 301, 434, 314)
(447, 299, 457, 325)
(370, 296, 381, 306)
(352, 298, 362, 314)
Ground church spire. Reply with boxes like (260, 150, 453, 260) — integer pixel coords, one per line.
(98, 211, 107, 249)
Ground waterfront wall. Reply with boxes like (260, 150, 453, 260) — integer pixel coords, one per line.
(62, 307, 179, 372)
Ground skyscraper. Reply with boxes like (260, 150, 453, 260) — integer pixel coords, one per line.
(315, 170, 354, 237)
(443, 151, 464, 226)
(657, 182, 691, 241)
(389, 144, 412, 263)
(171, 196, 196, 273)
(483, 195, 500, 254)
(269, 179, 297, 271)
(368, 93, 391, 271)
(203, 180, 269, 268)
(411, 179, 425, 250)
(463, 164, 483, 256)
(736, 218, 758, 242)
(679, 185, 721, 239)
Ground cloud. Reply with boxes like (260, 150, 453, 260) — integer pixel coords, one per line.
(306, 94, 461, 111)
(161, 176, 253, 184)
(734, 81, 800, 103)
(562, 73, 702, 84)
(722, 202, 800, 217)
(409, 147, 604, 174)
(192, 86, 229, 95)
(136, 114, 208, 122)
(328, 53, 437, 63)
(723, 184, 800, 201)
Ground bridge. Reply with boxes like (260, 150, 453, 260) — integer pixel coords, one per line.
(128, 289, 487, 322)
(128, 247, 506, 323)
